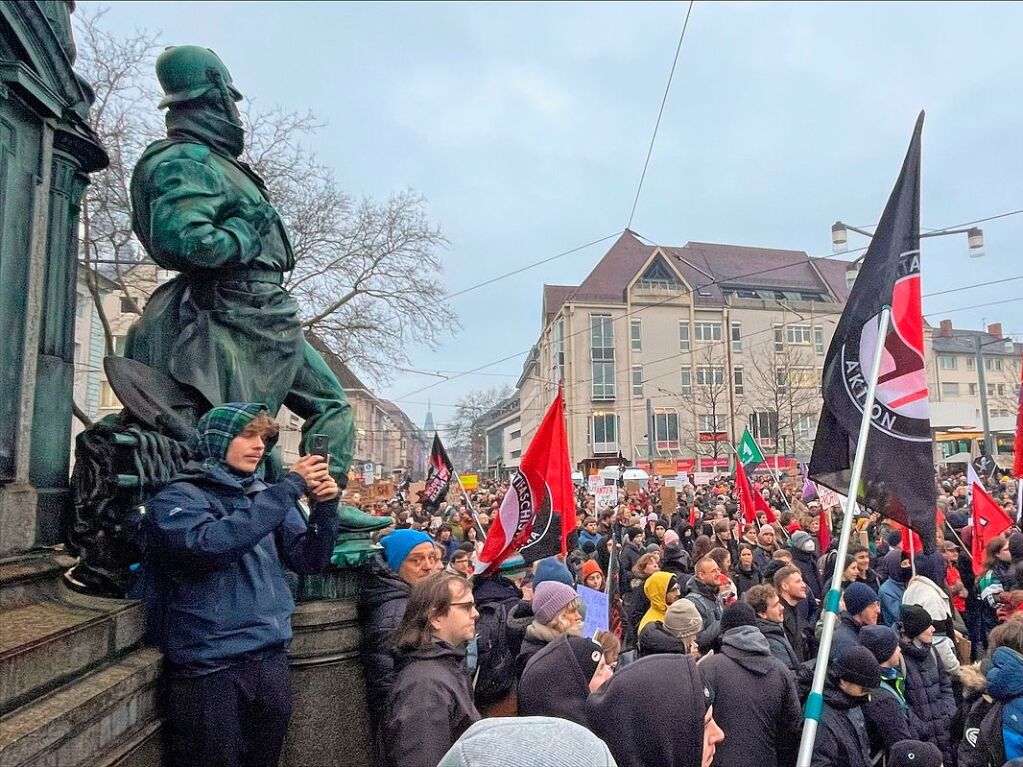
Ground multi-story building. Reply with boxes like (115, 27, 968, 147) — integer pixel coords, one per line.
(480, 394, 521, 477)
(925, 319, 1021, 467)
(520, 230, 852, 474)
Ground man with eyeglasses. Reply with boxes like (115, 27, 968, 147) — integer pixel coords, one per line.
(359, 528, 437, 740)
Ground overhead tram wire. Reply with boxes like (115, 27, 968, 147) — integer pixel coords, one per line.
(627, 0, 696, 230)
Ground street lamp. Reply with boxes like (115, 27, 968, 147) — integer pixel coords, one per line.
(832, 220, 985, 289)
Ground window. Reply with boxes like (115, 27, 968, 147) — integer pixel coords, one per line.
(699, 414, 726, 433)
(794, 413, 818, 442)
(774, 325, 784, 352)
(592, 362, 615, 400)
(654, 410, 680, 449)
(632, 366, 644, 397)
(787, 325, 812, 345)
(776, 368, 787, 392)
(940, 382, 960, 397)
(968, 383, 977, 396)
(789, 367, 818, 388)
(696, 366, 725, 386)
(814, 326, 825, 355)
(636, 257, 682, 290)
(679, 321, 690, 351)
(998, 384, 1006, 396)
(988, 384, 996, 396)
(100, 381, 121, 409)
(680, 368, 693, 396)
(113, 335, 127, 356)
(510, 430, 521, 440)
(938, 355, 957, 370)
(590, 314, 615, 361)
(733, 366, 744, 395)
(966, 357, 975, 370)
(120, 296, 135, 314)
(631, 319, 642, 351)
(510, 449, 522, 459)
(749, 412, 779, 442)
(552, 318, 565, 382)
(731, 322, 742, 353)
(695, 321, 722, 342)
(592, 413, 618, 454)
(985, 358, 1004, 372)
(75, 301, 85, 319)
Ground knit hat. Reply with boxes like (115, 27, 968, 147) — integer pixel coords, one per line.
(498, 554, 528, 577)
(534, 557, 574, 587)
(437, 717, 616, 767)
(663, 529, 680, 546)
(380, 529, 433, 572)
(645, 543, 661, 553)
(647, 512, 658, 522)
(720, 602, 758, 634)
(888, 740, 943, 767)
(789, 530, 815, 553)
(900, 603, 933, 640)
(844, 582, 880, 616)
(533, 581, 578, 625)
(859, 625, 899, 665)
(663, 599, 703, 640)
(831, 645, 881, 688)
(786, 521, 803, 536)
(566, 636, 603, 682)
(1009, 532, 1023, 560)
(579, 559, 603, 583)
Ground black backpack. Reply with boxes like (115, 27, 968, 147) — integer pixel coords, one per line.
(472, 601, 516, 705)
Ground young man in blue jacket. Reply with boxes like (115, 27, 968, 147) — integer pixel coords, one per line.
(134, 402, 340, 767)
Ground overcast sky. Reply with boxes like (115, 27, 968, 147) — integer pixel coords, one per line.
(90, 1, 1023, 430)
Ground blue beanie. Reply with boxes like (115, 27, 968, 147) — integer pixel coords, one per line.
(533, 557, 574, 587)
(844, 582, 879, 616)
(381, 529, 433, 572)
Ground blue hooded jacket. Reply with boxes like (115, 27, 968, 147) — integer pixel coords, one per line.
(133, 403, 340, 673)
(986, 646, 1023, 760)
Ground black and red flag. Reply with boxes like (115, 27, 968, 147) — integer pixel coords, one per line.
(418, 434, 454, 512)
(475, 384, 575, 574)
(809, 112, 938, 552)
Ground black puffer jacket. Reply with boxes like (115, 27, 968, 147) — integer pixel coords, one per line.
(830, 612, 863, 659)
(811, 678, 872, 767)
(791, 547, 825, 604)
(902, 639, 956, 764)
(379, 641, 480, 767)
(358, 558, 411, 725)
(698, 626, 801, 767)
(684, 577, 722, 654)
(661, 545, 692, 578)
(731, 564, 763, 597)
(518, 635, 591, 725)
(756, 617, 799, 673)
(637, 621, 688, 657)
(862, 670, 913, 764)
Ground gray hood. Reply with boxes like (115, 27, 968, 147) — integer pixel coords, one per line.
(720, 625, 774, 675)
(437, 716, 617, 766)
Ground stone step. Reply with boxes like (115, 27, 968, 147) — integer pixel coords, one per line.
(0, 584, 145, 713)
(0, 552, 76, 611)
(0, 647, 162, 767)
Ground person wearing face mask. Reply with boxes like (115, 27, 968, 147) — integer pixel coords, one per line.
(899, 604, 956, 765)
(812, 646, 882, 767)
(788, 530, 825, 610)
(518, 635, 613, 725)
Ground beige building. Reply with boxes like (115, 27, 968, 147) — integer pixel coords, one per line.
(520, 231, 852, 473)
(925, 318, 1021, 466)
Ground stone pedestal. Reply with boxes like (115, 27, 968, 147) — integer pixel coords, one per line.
(282, 571, 373, 767)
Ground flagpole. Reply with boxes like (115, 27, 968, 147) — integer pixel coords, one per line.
(451, 466, 488, 541)
(796, 307, 892, 767)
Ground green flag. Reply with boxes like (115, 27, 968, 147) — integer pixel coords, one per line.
(737, 428, 766, 473)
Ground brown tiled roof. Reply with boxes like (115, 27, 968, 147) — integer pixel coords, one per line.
(305, 333, 372, 392)
(540, 231, 853, 315)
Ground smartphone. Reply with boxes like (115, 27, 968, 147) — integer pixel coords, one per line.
(310, 434, 329, 461)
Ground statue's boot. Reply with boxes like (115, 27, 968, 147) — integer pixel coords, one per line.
(338, 504, 392, 533)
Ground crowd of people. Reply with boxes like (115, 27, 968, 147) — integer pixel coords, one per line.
(131, 402, 1022, 767)
(356, 466, 1022, 767)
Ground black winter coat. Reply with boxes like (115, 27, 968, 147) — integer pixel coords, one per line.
(862, 674, 913, 763)
(698, 626, 801, 767)
(358, 558, 411, 724)
(902, 640, 956, 764)
(684, 577, 723, 654)
(791, 547, 825, 604)
(756, 617, 800, 673)
(661, 546, 692, 577)
(811, 680, 872, 767)
(380, 641, 480, 767)
(732, 565, 763, 597)
(619, 542, 644, 591)
(637, 621, 688, 657)
(830, 612, 863, 659)
(518, 635, 591, 725)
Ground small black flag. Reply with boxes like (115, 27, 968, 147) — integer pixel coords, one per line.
(809, 112, 937, 551)
(418, 434, 454, 511)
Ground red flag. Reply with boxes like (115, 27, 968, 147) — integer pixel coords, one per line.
(735, 461, 758, 526)
(754, 490, 778, 525)
(475, 385, 575, 574)
(971, 475, 1014, 576)
(818, 505, 831, 552)
(890, 520, 923, 555)
(688, 504, 698, 528)
(1014, 355, 1023, 480)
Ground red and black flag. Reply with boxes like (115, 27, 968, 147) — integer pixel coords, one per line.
(809, 112, 938, 552)
(418, 434, 454, 511)
(475, 385, 575, 573)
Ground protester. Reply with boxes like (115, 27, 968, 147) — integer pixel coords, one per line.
(859, 625, 914, 765)
(587, 654, 725, 767)
(515, 581, 582, 676)
(754, 527, 779, 572)
(638, 592, 702, 657)
(879, 547, 913, 627)
(686, 556, 725, 653)
(437, 717, 618, 767)
(638, 571, 681, 634)
(136, 403, 340, 767)
(899, 604, 957, 764)
(889, 740, 944, 767)
(959, 616, 1023, 766)
(698, 603, 801, 767)
(811, 645, 882, 767)
(831, 582, 882, 656)
(774, 565, 810, 662)
(789, 530, 825, 606)
(579, 559, 605, 591)
(732, 544, 764, 597)
(518, 635, 612, 725)
(747, 584, 800, 673)
(380, 573, 481, 767)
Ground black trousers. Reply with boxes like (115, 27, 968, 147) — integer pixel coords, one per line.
(166, 650, 292, 767)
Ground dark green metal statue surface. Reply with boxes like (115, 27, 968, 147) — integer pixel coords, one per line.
(67, 46, 386, 595)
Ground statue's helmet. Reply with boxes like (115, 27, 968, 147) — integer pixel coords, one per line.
(155, 45, 243, 109)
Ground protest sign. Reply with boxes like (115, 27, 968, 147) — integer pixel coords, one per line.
(459, 473, 478, 492)
(693, 471, 714, 486)
(595, 484, 617, 509)
(578, 584, 609, 638)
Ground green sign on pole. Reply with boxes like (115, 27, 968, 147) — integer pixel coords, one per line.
(737, 427, 766, 473)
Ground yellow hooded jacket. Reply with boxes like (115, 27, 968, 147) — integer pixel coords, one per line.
(638, 571, 678, 634)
